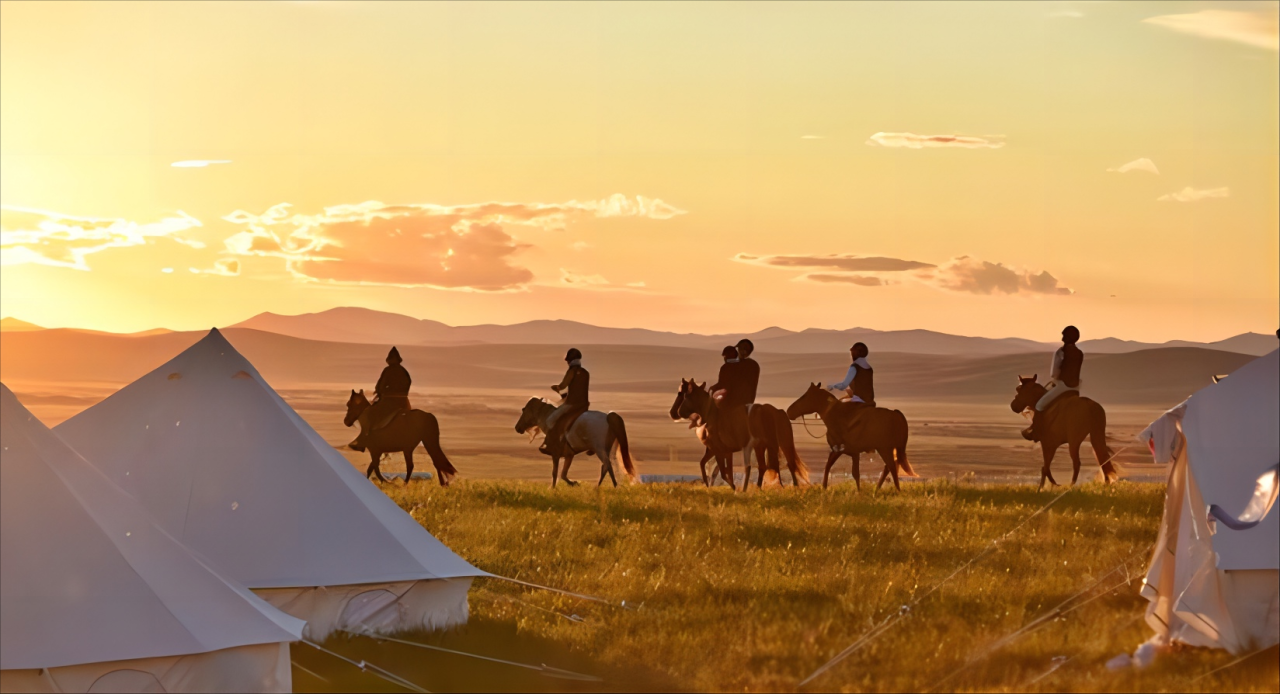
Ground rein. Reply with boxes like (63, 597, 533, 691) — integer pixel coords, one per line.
(799, 413, 826, 439)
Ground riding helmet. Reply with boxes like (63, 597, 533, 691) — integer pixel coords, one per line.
(852, 342, 869, 358)
(1061, 325, 1080, 343)
(735, 338, 754, 355)
(721, 345, 738, 359)
(565, 347, 582, 362)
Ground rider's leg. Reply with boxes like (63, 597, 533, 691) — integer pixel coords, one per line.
(540, 404, 568, 455)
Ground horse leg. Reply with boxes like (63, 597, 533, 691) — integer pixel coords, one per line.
(823, 450, 839, 489)
(561, 453, 579, 487)
(882, 447, 900, 491)
(851, 452, 861, 492)
(551, 455, 560, 488)
(403, 449, 414, 485)
(699, 448, 713, 487)
(1068, 439, 1083, 486)
(370, 450, 388, 484)
(597, 449, 618, 488)
(723, 452, 736, 491)
(1040, 444, 1059, 490)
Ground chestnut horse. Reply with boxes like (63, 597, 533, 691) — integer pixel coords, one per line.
(1010, 376, 1118, 489)
(514, 398, 636, 488)
(785, 383, 916, 491)
(343, 389, 457, 486)
(674, 379, 809, 489)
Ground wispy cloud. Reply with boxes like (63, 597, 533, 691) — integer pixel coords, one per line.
(737, 251, 1071, 295)
(1107, 158, 1160, 175)
(866, 132, 1005, 149)
(171, 160, 232, 168)
(1144, 9, 1279, 52)
(222, 195, 683, 291)
(558, 268, 646, 291)
(191, 258, 241, 276)
(0, 205, 203, 270)
(734, 253, 935, 272)
(1157, 186, 1230, 202)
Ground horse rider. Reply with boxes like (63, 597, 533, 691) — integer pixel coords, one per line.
(735, 339, 761, 409)
(1023, 325, 1084, 441)
(540, 348, 590, 457)
(710, 345, 751, 443)
(828, 342, 875, 409)
(350, 346, 412, 452)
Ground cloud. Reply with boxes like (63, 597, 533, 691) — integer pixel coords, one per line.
(558, 268, 646, 291)
(737, 250, 1070, 295)
(1107, 158, 1160, 175)
(865, 132, 1005, 149)
(803, 273, 885, 286)
(1144, 9, 1279, 52)
(734, 252, 935, 272)
(222, 195, 681, 291)
(569, 240, 591, 251)
(0, 205, 203, 270)
(171, 160, 233, 168)
(1157, 186, 1230, 202)
(192, 258, 241, 276)
(932, 256, 1072, 295)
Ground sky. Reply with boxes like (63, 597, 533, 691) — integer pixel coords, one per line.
(1, 1, 1277, 341)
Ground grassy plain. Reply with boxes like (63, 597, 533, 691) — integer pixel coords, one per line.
(294, 479, 1278, 693)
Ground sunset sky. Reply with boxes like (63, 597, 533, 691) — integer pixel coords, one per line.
(2, 1, 1276, 341)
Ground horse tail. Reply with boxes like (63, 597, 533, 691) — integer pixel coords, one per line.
(893, 410, 918, 478)
(1089, 402, 1119, 482)
(421, 412, 458, 478)
(607, 412, 637, 480)
(773, 408, 810, 485)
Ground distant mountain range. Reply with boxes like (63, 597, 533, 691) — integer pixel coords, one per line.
(230, 307, 1276, 356)
(5, 308, 1274, 357)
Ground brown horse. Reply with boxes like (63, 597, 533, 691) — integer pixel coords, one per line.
(344, 389, 457, 487)
(1010, 376, 1118, 489)
(785, 383, 916, 491)
(674, 380, 809, 489)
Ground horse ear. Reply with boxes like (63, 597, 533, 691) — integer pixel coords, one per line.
(359, 388, 365, 395)
(350, 389, 356, 395)
(1031, 374, 1038, 382)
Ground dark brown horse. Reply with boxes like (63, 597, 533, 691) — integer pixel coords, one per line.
(1010, 376, 1118, 489)
(344, 389, 457, 487)
(674, 380, 809, 489)
(785, 383, 916, 491)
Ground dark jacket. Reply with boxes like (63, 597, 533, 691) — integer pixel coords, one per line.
(851, 364, 875, 405)
(738, 357, 760, 404)
(556, 364, 590, 408)
(375, 364, 412, 398)
(1060, 344, 1083, 389)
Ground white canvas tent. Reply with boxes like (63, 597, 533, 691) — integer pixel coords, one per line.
(1137, 349, 1279, 655)
(55, 329, 487, 640)
(1, 384, 304, 693)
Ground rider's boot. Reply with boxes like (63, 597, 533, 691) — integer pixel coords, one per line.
(348, 433, 367, 452)
(1021, 410, 1041, 442)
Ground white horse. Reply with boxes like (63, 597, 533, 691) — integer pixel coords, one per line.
(515, 398, 637, 488)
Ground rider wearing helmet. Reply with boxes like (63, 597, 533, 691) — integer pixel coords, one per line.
(1023, 326, 1084, 441)
(541, 348, 591, 457)
(828, 342, 875, 408)
(735, 339, 761, 408)
(350, 346, 412, 452)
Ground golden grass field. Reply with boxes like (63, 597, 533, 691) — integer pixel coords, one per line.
(293, 479, 1279, 693)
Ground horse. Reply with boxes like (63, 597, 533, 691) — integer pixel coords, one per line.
(1010, 375, 1118, 489)
(669, 382, 729, 486)
(674, 379, 809, 489)
(343, 389, 457, 487)
(514, 398, 637, 488)
(785, 383, 916, 491)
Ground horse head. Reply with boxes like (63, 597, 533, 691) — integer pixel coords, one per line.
(669, 378, 694, 420)
(1011, 374, 1044, 414)
(786, 382, 830, 420)
(515, 397, 546, 434)
(676, 380, 707, 420)
(344, 389, 370, 427)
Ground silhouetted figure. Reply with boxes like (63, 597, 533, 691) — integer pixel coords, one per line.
(711, 345, 751, 443)
(541, 348, 590, 457)
(829, 342, 875, 409)
(350, 346, 412, 452)
(1024, 326, 1083, 441)
(736, 339, 761, 407)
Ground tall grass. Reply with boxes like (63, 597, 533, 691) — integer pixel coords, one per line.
(296, 480, 1278, 693)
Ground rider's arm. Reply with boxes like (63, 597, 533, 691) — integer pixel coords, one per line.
(551, 367, 574, 391)
(1049, 348, 1064, 382)
(829, 364, 857, 391)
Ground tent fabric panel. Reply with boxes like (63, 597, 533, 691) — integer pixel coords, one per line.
(1, 385, 302, 671)
(0, 642, 291, 694)
(254, 577, 472, 641)
(54, 329, 483, 588)
(1182, 350, 1279, 571)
